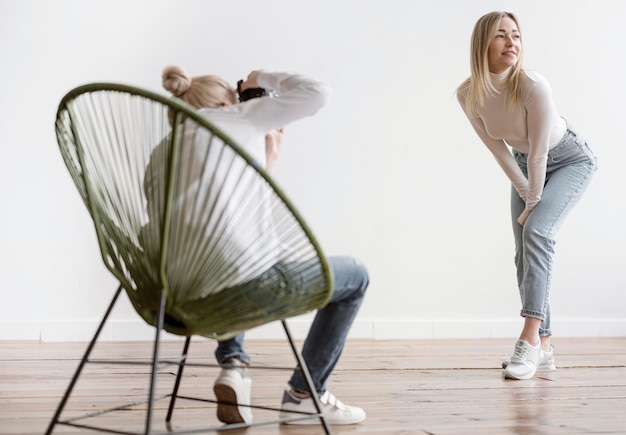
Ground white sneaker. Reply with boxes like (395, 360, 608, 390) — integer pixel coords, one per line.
(279, 389, 366, 425)
(503, 340, 544, 380)
(502, 345, 556, 371)
(213, 363, 252, 424)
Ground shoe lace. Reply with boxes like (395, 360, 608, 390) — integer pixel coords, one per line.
(511, 342, 530, 361)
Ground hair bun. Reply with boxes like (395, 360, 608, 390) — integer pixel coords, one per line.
(162, 66, 192, 97)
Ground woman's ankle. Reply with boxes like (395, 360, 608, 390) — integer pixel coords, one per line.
(289, 389, 311, 399)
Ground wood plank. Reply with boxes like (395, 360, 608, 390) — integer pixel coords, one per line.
(1, 337, 625, 434)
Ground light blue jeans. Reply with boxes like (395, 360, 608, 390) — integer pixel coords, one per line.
(511, 123, 597, 336)
(215, 255, 368, 395)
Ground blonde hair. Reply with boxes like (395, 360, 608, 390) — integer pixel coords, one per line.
(461, 11, 525, 116)
(162, 66, 237, 123)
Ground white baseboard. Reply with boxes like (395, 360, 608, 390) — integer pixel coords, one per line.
(1, 318, 625, 342)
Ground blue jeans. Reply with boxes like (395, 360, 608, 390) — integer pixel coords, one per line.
(215, 255, 368, 395)
(511, 122, 597, 336)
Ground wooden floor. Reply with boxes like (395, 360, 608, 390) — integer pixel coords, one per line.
(1, 337, 625, 435)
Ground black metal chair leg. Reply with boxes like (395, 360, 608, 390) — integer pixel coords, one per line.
(45, 285, 124, 435)
(281, 320, 332, 434)
(166, 336, 192, 422)
(145, 289, 167, 435)
(47, 289, 332, 434)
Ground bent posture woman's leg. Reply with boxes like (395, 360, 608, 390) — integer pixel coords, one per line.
(512, 144, 596, 339)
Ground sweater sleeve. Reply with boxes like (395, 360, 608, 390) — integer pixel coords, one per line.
(523, 76, 554, 210)
(456, 91, 529, 200)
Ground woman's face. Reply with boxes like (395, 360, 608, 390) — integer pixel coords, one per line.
(488, 16, 521, 74)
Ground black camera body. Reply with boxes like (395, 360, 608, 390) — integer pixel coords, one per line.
(237, 79, 268, 102)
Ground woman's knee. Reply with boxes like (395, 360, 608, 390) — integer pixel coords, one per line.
(329, 255, 369, 296)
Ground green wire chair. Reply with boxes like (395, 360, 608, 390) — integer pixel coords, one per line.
(46, 83, 334, 434)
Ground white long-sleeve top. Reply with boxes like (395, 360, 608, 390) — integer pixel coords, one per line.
(200, 71, 331, 169)
(456, 69, 566, 210)
(144, 71, 331, 289)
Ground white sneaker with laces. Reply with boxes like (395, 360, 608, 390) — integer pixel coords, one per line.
(279, 389, 366, 425)
(503, 340, 544, 380)
(502, 345, 555, 371)
(213, 362, 252, 424)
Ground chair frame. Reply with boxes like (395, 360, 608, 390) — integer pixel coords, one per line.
(46, 83, 334, 434)
(45, 285, 332, 434)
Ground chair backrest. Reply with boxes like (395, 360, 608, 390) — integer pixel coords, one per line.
(55, 83, 333, 339)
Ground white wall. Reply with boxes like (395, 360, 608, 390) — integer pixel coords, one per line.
(0, 0, 624, 342)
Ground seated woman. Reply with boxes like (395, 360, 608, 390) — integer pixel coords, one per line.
(143, 66, 369, 426)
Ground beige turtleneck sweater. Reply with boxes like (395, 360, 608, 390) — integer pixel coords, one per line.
(456, 69, 567, 211)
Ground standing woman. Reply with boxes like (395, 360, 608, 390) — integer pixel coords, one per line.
(456, 12, 597, 380)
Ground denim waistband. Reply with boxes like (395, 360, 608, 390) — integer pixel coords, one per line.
(553, 118, 583, 148)
(563, 118, 579, 139)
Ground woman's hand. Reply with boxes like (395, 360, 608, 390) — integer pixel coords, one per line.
(517, 208, 532, 227)
(239, 70, 261, 92)
(265, 128, 284, 174)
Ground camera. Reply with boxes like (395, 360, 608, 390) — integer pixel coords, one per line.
(237, 79, 268, 102)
